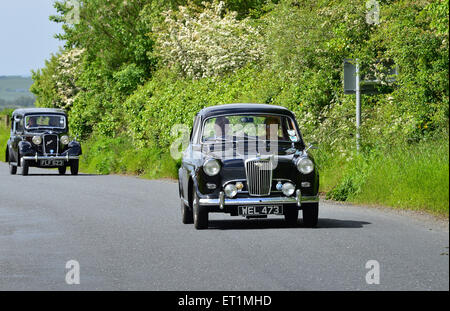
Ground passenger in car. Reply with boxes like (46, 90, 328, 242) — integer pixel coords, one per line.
(214, 116, 231, 139)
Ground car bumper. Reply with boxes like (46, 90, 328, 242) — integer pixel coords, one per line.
(199, 189, 319, 209)
(22, 154, 80, 162)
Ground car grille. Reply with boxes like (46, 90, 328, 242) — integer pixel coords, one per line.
(245, 159, 273, 196)
(43, 134, 58, 155)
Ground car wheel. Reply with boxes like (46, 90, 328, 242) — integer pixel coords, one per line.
(284, 206, 299, 226)
(302, 203, 319, 228)
(192, 188, 208, 229)
(21, 158, 29, 176)
(9, 160, 17, 175)
(70, 159, 79, 175)
(181, 199, 193, 224)
(58, 166, 66, 175)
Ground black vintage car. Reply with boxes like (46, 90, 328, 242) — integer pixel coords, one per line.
(178, 103, 319, 229)
(5, 108, 82, 176)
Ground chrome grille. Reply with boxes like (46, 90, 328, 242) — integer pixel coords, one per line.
(43, 134, 58, 155)
(245, 159, 273, 196)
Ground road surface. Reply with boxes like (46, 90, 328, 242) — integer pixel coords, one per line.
(0, 163, 448, 290)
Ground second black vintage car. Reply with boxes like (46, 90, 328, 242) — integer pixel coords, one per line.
(178, 103, 319, 229)
(5, 108, 82, 176)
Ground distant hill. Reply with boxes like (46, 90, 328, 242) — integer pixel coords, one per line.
(0, 76, 35, 110)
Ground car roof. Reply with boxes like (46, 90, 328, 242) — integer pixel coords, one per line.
(198, 103, 294, 119)
(12, 108, 66, 116)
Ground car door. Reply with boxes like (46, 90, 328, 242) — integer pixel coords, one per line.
(181, 115, 201, 200)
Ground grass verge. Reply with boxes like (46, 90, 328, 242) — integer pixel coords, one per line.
(318, 136, 449, 216)
(0, 123, 9, 162)
(79, 134, 178, 179)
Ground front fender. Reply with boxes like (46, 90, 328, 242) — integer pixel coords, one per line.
(61, 140, 82, 156)
(18, 141, 34, 156)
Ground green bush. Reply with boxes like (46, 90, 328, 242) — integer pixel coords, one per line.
(79, 133, 178, 179)
(0, 122, 9, 162)
(27, 0, 448, 215)
(323, 134, 449, 215)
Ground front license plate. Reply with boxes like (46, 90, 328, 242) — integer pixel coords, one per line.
(238, 205, 283, 216)
(40, 159, 64, 167)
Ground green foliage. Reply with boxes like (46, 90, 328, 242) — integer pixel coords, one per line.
(0, 122, 9, 162)
(31, 53, 62, 108)
(324, 134, 449, 215)
(29, 0, 449, 214)
(79, 133, 178, 178)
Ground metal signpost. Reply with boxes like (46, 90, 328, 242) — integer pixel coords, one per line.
(355, 61, 361, 151)
(344, 58, 397, 151)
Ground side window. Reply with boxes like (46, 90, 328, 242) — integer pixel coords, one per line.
(16, 119, 24, 133)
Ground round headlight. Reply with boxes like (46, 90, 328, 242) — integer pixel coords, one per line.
(297, 157, 314, 174)
(203, 159, 221, 176)
(224, 184, 238, 198)
(32, 136, 42, 145)
(61, 135, 70, 145)
(282, 182, 296, 196)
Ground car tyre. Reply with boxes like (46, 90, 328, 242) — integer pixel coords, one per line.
(302, 203, 319, 228)
(9, 160, 17, 175)
(192, 188, 208, 229)
(284, 206, 299, 226)
(181, 199, 193, 224)
(70, 159, 79, 175)
(58, 166, 66, 175)
(21, 158, 29, 176)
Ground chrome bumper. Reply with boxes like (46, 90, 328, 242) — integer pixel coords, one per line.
(22, 154, 80, 162)
(199, 189, 319, 209)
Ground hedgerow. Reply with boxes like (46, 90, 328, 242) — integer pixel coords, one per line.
(27, 0, 449, 214)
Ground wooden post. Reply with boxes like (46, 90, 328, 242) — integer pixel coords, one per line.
(1, 115, 9, 128)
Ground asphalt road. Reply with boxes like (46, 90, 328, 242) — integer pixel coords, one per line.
(0, 162, 448, 291)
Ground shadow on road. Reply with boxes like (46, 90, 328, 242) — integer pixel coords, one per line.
(208, 218, 371, 230)
(16, 173, 99, 177)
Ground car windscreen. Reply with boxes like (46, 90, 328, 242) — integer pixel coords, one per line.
(24, 115, 66, 130)
(202, 114, 300, 143)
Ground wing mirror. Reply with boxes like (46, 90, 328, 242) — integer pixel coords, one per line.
(305, 142, 318, 153)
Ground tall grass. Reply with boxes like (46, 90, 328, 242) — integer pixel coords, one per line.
(0, 123, 9, 162)
(79, 134, 179, 179)
(355, 139, 449, 215)
(319, 136, 449, 215)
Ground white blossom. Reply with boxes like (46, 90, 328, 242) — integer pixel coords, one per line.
(52, 48, 85, 109)
(154, 1, 263, 79)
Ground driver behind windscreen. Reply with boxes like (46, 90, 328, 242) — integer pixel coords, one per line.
(27, 117, 37, 128)
(263, 116, 281, 140)
(214, 116, 231, 139)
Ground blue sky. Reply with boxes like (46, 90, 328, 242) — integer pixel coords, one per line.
(0, 0, 63, 76)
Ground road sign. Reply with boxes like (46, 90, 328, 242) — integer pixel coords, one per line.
(344, 58, 398, 94)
